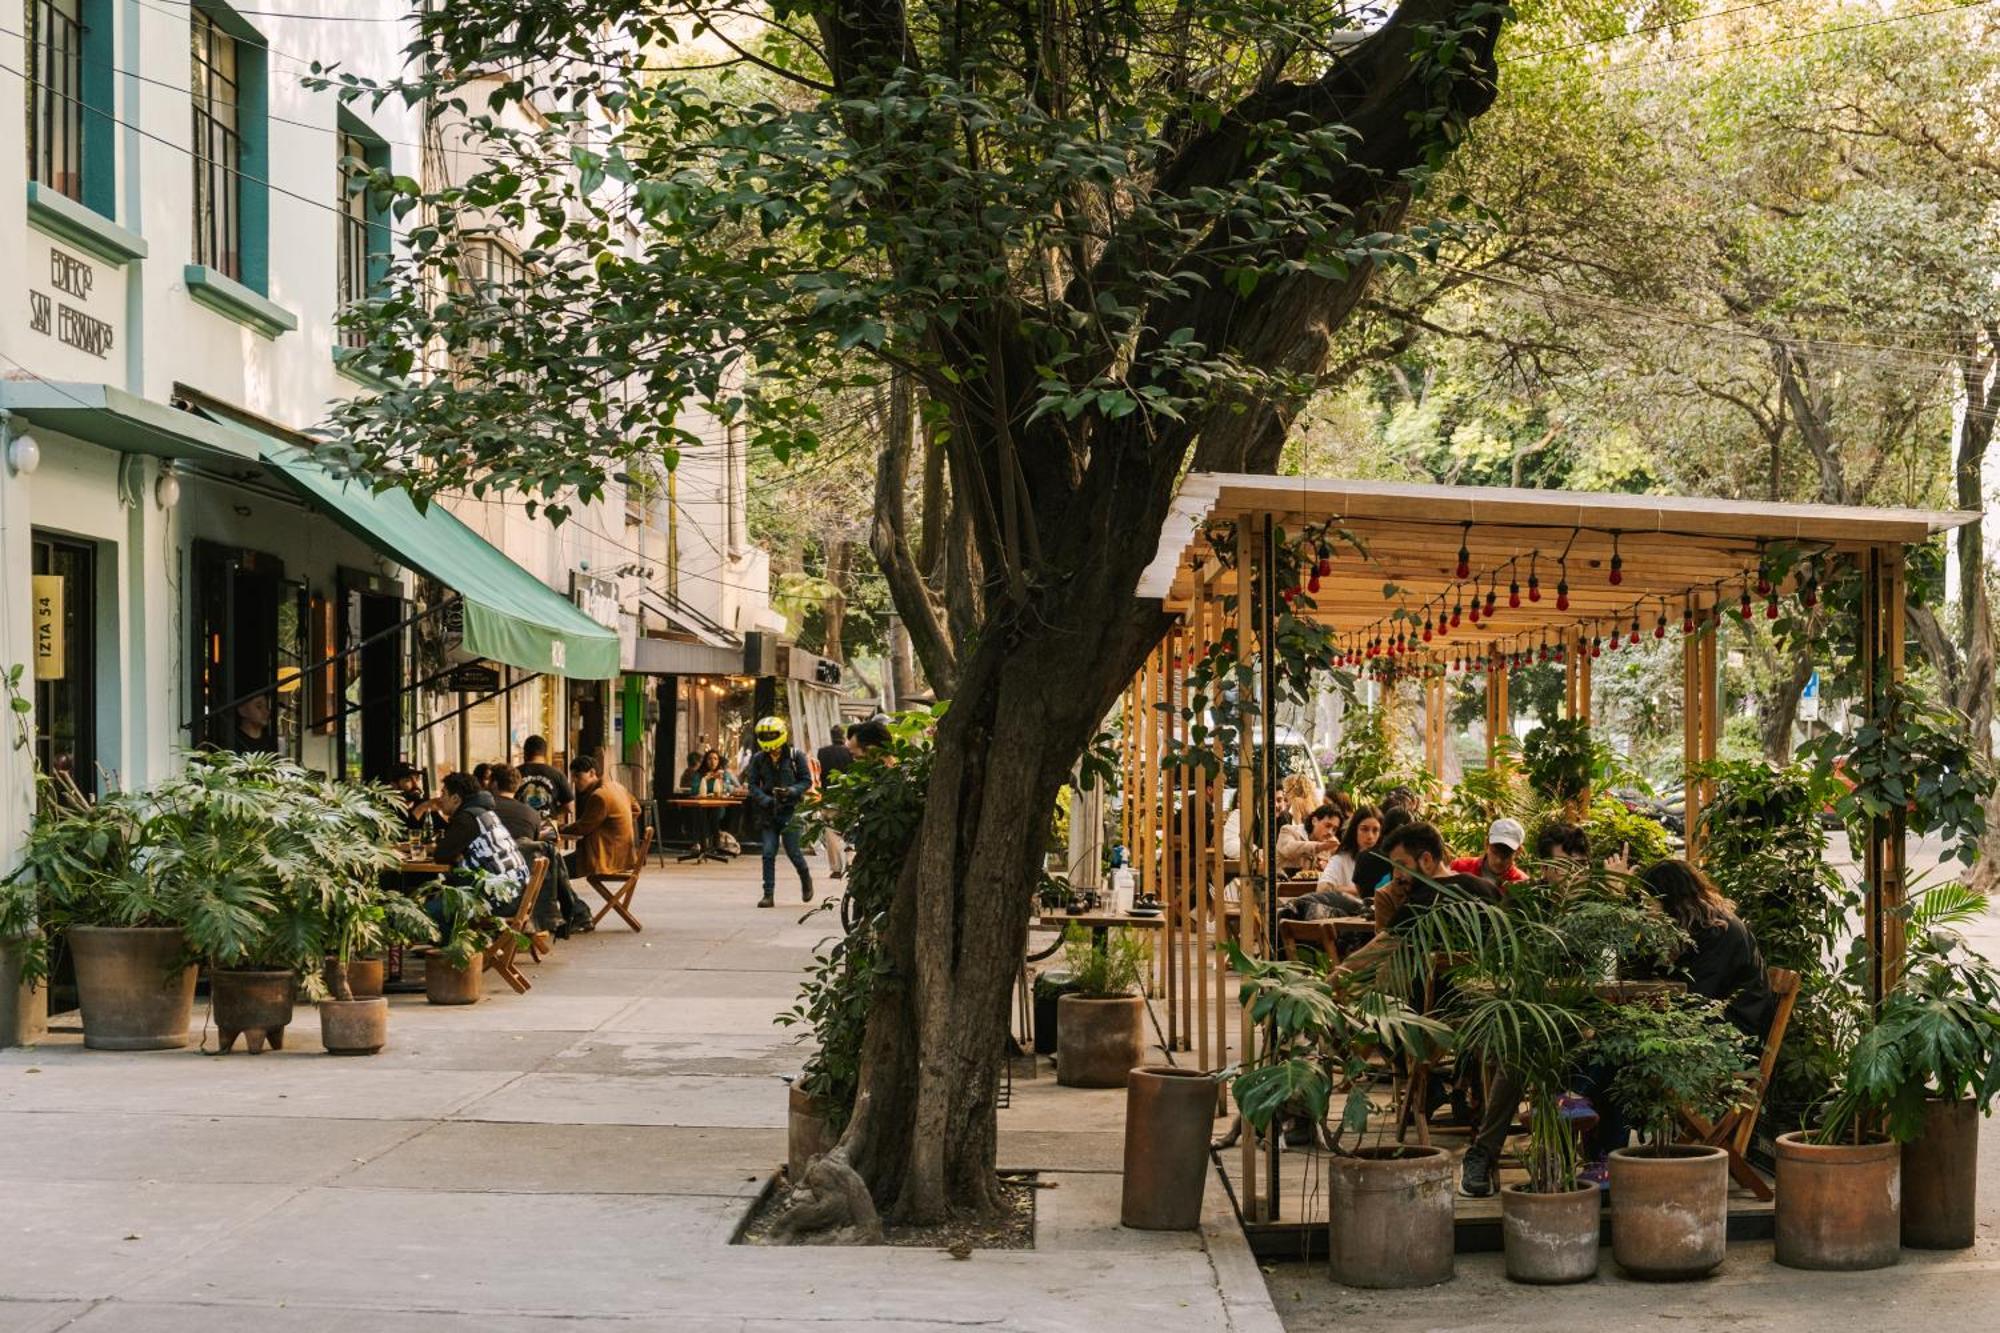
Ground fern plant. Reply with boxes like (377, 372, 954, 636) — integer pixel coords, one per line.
(1062, 925, 1150, 998)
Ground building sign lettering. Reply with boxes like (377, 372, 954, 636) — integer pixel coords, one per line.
(27, 247, 114, 359)
(32, 575, 65, 681)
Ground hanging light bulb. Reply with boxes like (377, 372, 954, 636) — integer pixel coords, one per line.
(1528, 565, 1542, 603)
(1508, 576, 1521, 609)
(1765, 591, 1779, 620)
(1739, 585, 1753, 619)
(1555, 576, 1570, 612)
(1450, 597, 1463, 629)
(1609, 532, 1624, 586)
(1456, 523, 1471, 580)
(1682, 605, 1696, 635)
(1486, 582, 1498, 617)
(1756, 562, 1771, 596)
(1591, 635, 1603, 658)
(1422, 616, 1434, 643)
(1609, 627, 1621, 650)
(1317, 543, 1332, 579)
(1802, 578, 1818, 610)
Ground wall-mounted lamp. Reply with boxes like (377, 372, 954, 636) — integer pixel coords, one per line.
(5, 430, 41, 476)
(154, 463, 181, 509)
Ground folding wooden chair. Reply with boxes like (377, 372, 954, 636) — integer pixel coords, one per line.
(484, 856, 549, 996)
(588, 831, 653, 932)
(1677, 966, 1801, 1201)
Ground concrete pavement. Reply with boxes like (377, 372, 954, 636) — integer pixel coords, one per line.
(0, 854, 1277, 1333)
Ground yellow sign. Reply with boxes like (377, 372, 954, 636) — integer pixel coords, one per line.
(32, 575, 64, 680)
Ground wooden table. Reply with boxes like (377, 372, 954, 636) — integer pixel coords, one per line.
(1038, 909, 1165, 951)
(667, 795, 745, 863)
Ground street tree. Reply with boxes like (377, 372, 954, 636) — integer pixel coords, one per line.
(318, 0, 1508, 1225)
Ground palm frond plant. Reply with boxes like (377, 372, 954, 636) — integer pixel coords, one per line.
(0, 775, 158, 983)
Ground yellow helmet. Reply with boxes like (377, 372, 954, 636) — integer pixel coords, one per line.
(754, 716, 789, 753)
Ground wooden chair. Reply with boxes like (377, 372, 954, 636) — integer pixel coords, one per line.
(1677, 966, 1801, 1201)
(588, 831, 653, 933)
(1279, 918, 1344, 967)
(484, 856, 549, 996)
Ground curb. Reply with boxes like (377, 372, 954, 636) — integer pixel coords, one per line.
(1200, 1156, 1288, 1333)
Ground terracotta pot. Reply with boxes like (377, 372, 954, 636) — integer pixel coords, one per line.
(68, 926, 197, 1051)
(1327, 1146, 1456, 1289)
(211, 969, 296, 1054)
(788, 1083, 840, 1179)
(318, 997, 389, 1055)
(1608, 1145, 1729, 1280)
(1501, 1184, 1601, 1284)
(1, 933, 48, 1048)
(425, 953, 483, 1005)
(1056, 993, 1147, 1088)
(323, 956, 385, 1000)
(1121, 1067, 1217, 1230)
(1774, 1132, 1900, 1271)
(1902, 1097, 1978, 1250)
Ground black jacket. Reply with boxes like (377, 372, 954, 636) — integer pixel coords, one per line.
(746, 746, 812, 827)
(1672, 914, 1777, 1041)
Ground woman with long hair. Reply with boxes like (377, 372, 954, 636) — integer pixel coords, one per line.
(1317, 805, 1382, 892)
(1638, 858, 1777, 1040)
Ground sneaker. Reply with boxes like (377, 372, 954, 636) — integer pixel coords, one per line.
(801, 880, 815, 903)
(757, 895, 775, 909)
(830, 869, 845, 880)
(1459, 1147, 1497, 1198)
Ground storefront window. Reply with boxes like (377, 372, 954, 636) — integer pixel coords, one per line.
(30, 533, 96, 791)
(191, 540, 297, 758)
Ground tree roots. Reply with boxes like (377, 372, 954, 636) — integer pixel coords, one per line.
(771, 1151, 885, 1245)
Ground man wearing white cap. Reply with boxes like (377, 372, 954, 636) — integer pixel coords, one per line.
(1451, 816, 1528, 890)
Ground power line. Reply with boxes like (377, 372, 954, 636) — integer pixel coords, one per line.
(1594, 0, 2000, 74)
(1503, 0, 1797, 61)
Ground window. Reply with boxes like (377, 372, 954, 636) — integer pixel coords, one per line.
(450, 234, 530, 382)
(335, 117, 390, 348)
(189, 3, 269, 291)
(191, 541, 299, 759)
(26, 0, 84, 201)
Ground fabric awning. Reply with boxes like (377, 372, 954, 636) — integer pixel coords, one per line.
(206, 417, 621, 680)
(0, 381, 261, 463)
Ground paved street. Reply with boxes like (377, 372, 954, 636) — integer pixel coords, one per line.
(0, 856, 1276, 1333)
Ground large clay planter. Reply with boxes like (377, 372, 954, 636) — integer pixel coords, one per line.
(324, 956, 386, 1000)
(788, 1084, 840, 1179)
(1121, 1067, 1217, 1230)
(1608, 1145, 1729, 1280)
(1501, 1184, 1602, 1284)
(1902, 1097, 1978, 1250)
(211, 969, 296, 1054)
(68, 926, 197, 1051)
(1, 933, 48, 1048)
(1056, 994, 1147, 1088)
(425, 953, 483, 1005)
(318, 997, 389, 1056)
(1774, 1132, 1900, 1271)
(1327, 1145, 1456, 1288)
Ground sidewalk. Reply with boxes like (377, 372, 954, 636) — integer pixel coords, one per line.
(0, 856, 1278, 1333)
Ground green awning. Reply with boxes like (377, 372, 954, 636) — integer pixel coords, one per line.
(209, 419, 621, 680)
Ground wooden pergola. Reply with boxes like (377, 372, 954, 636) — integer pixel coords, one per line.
(1115, 474, 1975, 1225)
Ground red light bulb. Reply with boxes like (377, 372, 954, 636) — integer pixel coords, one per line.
(1508, 580, 1521, 609)
(1556, 580, 1570, 612)
(1682, 609, 1695, 634)
(1307, 573, 1321, 594)
(1738, 590, 1753, 619)
(1802, 584, 1818, 609)
(1765, 594, 1779, 621)
(1528, 575, 1542, 603)
(1609, 554, 1623, 586)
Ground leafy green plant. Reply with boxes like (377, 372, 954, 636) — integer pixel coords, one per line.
(1226, 941, 1451, 1151)
(426, 874, 509, 970)
(778, 706, 941, 1133)
(1062, 926, 1150, 998)
(1579, 995, 1752, 1152)
(1573, 793, 1672, 869)
(1522, 717, 1596, 806)
(0, 776, 155, 981)
(1815, 881, 2000, 1145)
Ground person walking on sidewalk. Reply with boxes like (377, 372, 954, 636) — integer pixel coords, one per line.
(746, 716, 814, 908)
(814, 724, 854, 880)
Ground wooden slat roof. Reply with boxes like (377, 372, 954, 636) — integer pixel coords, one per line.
(1140, 474, 1975, 651)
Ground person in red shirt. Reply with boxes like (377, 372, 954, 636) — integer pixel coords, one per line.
(1450, 817, 1528, 889)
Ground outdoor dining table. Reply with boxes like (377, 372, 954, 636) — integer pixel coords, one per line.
(668, 795, 746, 863)
(1038, 908, 1165, 952)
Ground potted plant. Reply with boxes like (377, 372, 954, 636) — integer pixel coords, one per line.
(424, 876, 506, 1005)
(1580, 995, 1751, 1280)
(1782, 881, 2000, 1262)
(308, 785, 432, 1054)
(1442, 866, 1686, 1284)
(143, 755, 317, 1054)
(1227, 942, 1455, 1288)
(1056, 925, 1150, 1088)
(0, 778, 197, 1051)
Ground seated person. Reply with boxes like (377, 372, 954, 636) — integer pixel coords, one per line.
(1341, 820, 1500, 973)
(676, 750, 703, 793)
(1532, 820, 1590, 882)
(388, 762, 442, 836)
(1318, 805, 1382, 894)
(1634, 859, 1777, 1041)
(487, 764, 590, 936)
(1450, 817, 1528, 890)
(518, 735, 575, 820)
(1276, 803, 1342, 876)
(561, 755, 641, 881)
(428, 770, 532, 921)
(693, 748, 740, 796)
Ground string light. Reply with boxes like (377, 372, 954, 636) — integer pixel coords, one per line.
(1608, 532, 1624, 585)
(1528, 552, 1542, 603)
(1456, 523, 1472, 580)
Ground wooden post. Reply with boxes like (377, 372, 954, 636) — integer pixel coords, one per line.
(1485, 664, 1511, 768)
(1862, 547, 1909, 1010)
(1682, 603, 1720, 865)
(1424, 671, 1447, 783)
(1189, 577, 1211, 1074)
(1235, 522, 1263, 1222)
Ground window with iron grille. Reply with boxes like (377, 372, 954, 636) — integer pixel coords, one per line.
(26, 0, 85, 201)
(190, 8, 241, 279)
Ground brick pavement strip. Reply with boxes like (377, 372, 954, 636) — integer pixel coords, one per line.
(0, 857, 1276, 1333)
